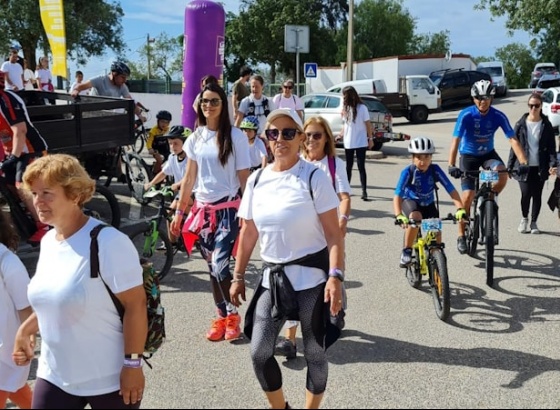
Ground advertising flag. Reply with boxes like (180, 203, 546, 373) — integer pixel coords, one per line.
(39, 0, 67, 78)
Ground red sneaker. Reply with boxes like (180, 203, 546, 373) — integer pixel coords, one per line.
(224, 313, 241, 341)
(206, 316, 226, 341)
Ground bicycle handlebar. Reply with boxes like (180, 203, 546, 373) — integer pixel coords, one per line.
(394, 213, 463, 227)
(450, 169, 518, 179)
(136, 101, 149, 112)
(143, 185, 175, 200)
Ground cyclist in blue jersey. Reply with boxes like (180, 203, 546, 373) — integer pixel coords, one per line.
(394, 137, 466, 267)
(448, 80, 529, 254)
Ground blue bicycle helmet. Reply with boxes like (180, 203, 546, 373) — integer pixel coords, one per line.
(239, 115, 259, 130)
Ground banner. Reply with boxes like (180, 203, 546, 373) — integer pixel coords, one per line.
(39, 0, 67, 78)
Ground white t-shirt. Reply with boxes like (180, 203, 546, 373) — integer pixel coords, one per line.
(0, 61, 23, 90)
(304, 155, 351, 195)
(35, 68, 53, 91)
(249, 137, 268, 168)
(343, 103, 370, 149)
(238, 95, 276, 134)
(28, 218, 143, 396)
(186, 126, 251, 203)
(23, 69, 36, 91)
(70, 81, 90, 96)
(162, 152, 188, 182)
(526, 119, 542, 167)
(238, 160, 340, 291)
(0, 245, 31, 392)
(272, 94, 304, 112)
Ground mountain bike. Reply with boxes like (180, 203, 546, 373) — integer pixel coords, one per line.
(395, 214, 458, 321)
(457, 169, 512, 288)
(127, 185, 188, 281)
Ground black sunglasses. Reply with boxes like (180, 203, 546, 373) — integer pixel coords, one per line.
(264, 128, 299, 141)
(528, 103, 541, 109)
(200, 98, 221, 107)
(474, 96, 491, 101)
(305, 132, 323, 140)
(283, 85, 293, 89)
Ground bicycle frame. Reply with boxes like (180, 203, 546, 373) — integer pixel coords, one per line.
(414, 229, 441, 276)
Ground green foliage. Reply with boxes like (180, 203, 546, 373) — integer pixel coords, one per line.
(0, 0, 124, 71)
(409, 31, 451, 55)
(494, 43, 536, 89)
(129, 33, 183, 80)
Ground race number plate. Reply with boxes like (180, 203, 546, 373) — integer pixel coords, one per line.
(480, 170, 499, 183)
(421, 218, 442, 232)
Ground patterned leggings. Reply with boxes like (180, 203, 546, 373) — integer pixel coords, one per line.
(250, 284, 328, 394)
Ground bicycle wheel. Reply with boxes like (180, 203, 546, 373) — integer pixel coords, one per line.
(405, 247, 421, 289)
(484, 200, 496, 287)
(128, 223, 174, 281)
(429, 249, 450, 321)
(466, 213, 479, 257)
(124, 152, 153, 205)
(84, 185, 121, 228)
(134, 131, 146, 154)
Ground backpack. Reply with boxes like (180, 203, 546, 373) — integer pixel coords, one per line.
(246, 97, 270, 118)
(90, 224, 165, 368)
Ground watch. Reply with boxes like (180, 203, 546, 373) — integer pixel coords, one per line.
(328, 268, 344, 282)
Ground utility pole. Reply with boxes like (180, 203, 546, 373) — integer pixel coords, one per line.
(346, 0, 354, 82)
(146, 34, 155, 79)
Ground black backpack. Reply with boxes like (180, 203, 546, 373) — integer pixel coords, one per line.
(246, 97, 270, 118)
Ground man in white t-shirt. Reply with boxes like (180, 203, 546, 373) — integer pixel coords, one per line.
(0, 50, 24, 91)
(272, 79, 304, 121)
(234, 75, 276, 135)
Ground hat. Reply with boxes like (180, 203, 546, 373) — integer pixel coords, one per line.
(9, 44, 21, 52)
(266, 108, 304, 133)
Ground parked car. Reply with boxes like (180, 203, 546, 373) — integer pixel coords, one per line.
(327, 78, 388, 94)
(301, 92, 410, 150)
(534, 74, 560, 95)
(429, 69, 491, 108)
(529, 63, 558, 88)
(541, 87, 560, 133)
(477, 61, 508, 97)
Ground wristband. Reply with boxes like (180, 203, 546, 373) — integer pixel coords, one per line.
(123, 358, 143, 368)
(174, 209, 184, 216)
(339, 214, 349, 220)
(231, 278, 245, 284)
(125, 353, 143, 359)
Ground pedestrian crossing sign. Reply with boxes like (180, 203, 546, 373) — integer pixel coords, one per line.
(304, 63, 317, 78)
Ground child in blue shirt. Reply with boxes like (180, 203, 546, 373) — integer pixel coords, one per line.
(394, 137, 466, 266)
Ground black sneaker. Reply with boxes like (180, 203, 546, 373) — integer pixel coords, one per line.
(457, 236, 467, 254)
(274, 339, 297, 359)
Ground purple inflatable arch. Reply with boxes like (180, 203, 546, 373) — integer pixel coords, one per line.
(182, 0, 225, 128)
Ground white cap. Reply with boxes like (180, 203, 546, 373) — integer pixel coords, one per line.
(266, 108, 304, 133)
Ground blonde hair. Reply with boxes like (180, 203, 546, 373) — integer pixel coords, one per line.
(301, 116, 337, 158)
(23, 154, 96, 207)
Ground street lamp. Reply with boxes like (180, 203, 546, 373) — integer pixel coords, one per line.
(147, 34, 155, 79)
(346, 0, 354, 82)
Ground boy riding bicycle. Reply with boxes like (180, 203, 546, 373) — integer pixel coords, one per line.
(394, 137, 466, 267)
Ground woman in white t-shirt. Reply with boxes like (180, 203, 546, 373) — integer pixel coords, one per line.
(13, 154, 147, 409)
(35, 56, 53, 92)
(230, 108, 344, 410)
(170, 82, 251, 343)
(339, 86, 373, 201)
(22, 59, 36, 91)
(0, 210, 33, 409)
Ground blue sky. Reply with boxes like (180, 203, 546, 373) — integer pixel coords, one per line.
(71, 0, 532, 81)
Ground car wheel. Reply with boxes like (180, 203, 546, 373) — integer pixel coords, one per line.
(371, 140, 383, 151)
(409, 106, 429, 124)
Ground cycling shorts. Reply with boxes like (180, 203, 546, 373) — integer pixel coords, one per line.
(460, 150, 504, 191)
(402, 199, 439, 219)
(3, 152, 44, 186)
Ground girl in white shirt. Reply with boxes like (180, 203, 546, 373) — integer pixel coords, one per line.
(0, 210, 33, 409)
(340, 86, 373, 200)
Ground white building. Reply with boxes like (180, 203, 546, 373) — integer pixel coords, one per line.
(306, 53, 477, 93)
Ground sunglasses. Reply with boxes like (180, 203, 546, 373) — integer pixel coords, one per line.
(528, 104, 541, 109)
(201, 98, 221, 107)
(305, 132, 323, 140)
(264, 128, 299, 141)
(283, 85, 293, 89)
(474, 96, 490, 101)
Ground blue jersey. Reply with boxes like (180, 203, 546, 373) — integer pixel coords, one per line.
(452, 105, 515, 156)
(394, 164, 457, 207)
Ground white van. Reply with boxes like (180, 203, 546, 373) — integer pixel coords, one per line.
(477, 61, 508, 97)
(327, 78, 387, 94)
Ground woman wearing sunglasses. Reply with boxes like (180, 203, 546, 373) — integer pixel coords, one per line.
(170, 82, 251, 342)
(231, 108, 344, 409)
(507, 92, 557, 234)
(339, 86, 373, 200)
(274, 116, 352, 359)
(272, 79, 304, 121)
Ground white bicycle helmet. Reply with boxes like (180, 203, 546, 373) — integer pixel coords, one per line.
(408, 137, 435, 154)
(471, 79, 496, 98)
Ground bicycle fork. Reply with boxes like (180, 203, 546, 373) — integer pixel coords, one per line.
(142, 221, 160, 258)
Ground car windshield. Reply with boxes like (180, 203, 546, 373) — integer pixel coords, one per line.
(538, 78, 560, 89)
(429, 74, 443, 86)
(538, 66, 557, 74)
(362, 98, 387, 113)
(478, 67, 502, 76)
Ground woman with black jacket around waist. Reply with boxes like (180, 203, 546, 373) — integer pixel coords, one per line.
(508, 92, 557, 234)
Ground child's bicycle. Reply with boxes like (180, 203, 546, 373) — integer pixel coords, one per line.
(395, 214, 458, 321)
(127, 185, 188, 281)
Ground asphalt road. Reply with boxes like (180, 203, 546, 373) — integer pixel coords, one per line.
(17, 89, 560, 409)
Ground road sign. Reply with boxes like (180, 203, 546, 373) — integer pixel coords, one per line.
(304, 62, 318, 78)
(284, 25, 310, 54)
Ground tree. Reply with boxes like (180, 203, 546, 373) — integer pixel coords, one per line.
(494, 43, 536, 89)
(128, 33, 183, 80)
(409, 31, 451, 55)
(0, 0, 124, 71)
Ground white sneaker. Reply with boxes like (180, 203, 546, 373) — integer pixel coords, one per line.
(517, 218, 528, 233)
(530, 222, 541, 234)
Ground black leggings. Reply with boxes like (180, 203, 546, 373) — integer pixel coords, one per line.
(250, 284, 328, 394)
(518, 167, 545, 222)
(32, 378, 141, 409)
(345, 147, 367, 192)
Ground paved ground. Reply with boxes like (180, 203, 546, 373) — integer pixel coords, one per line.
(14, 89, 560, 408)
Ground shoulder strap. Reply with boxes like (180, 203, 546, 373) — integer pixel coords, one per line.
(327, 156, 336, 189)
(90, 224, 125, 321)
(308, 167, 319, 200)
(253, 168, 264, 189)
